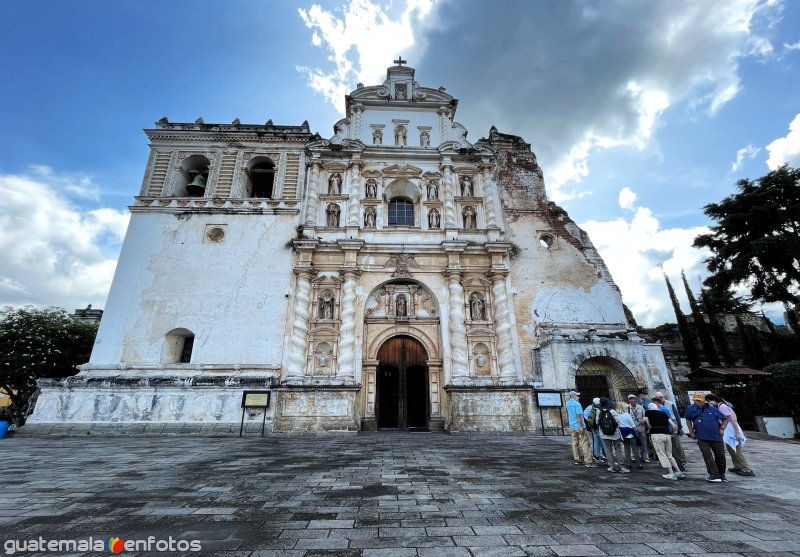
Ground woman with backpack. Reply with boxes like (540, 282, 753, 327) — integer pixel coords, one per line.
(644, 402, 684, 480)
(597, 398, 630, 473)
(616, 402, 642, 470)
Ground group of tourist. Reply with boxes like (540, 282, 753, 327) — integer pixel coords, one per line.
(565, 387, 755, 482)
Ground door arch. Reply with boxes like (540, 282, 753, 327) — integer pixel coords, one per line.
(376, 335, 429, 430)
(575, 356, 638, 408)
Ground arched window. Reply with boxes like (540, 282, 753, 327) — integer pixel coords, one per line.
(388, 198, 414, 226)
(246, 157, 276, 198)
(162, 328, 195, 364)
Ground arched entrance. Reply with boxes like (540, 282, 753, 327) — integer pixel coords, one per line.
(376, 335, 429, 430)
(575, 356, 638, 408)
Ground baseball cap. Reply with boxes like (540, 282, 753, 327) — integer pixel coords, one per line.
(592, 397, 600, 404)
(692, 392, 706, 401)
(567, 390, 580, 396)
(627, 394, 636, 400)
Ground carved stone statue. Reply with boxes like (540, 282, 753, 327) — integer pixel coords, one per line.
(470, 293, 485, 321)
(319, 292, 334, 320)
(427, 180, 439, 200)
(420, 130, 430, 147)
(365, 178, 378, 198)
(326, 203, 340, 227)
(396, 294, 408, 317)
(394, 125, 407, 147)
(395, 84, 407, 100)
(373, 128, 383, 145)
(428, 209, 441, 229)
(364, 207, 376, 228)
(463, 206, 476, 229)
(328, 173, 342, 195)
(461, 176, 473, 197)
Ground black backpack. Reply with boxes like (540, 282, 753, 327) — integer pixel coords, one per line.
(598, 408, 618, 435)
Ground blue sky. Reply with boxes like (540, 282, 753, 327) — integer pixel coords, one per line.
(1, 0, 799, 327)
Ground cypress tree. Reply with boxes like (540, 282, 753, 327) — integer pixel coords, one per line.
(682, 271, 720, 366)
(664, 272, 701, 371)
(701, 289, 735, 367)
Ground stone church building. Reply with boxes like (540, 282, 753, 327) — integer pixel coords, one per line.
(29, 62, 674, 433)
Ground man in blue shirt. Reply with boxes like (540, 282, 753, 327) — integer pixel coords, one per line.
(685, 392, 730, 482)
(566, 391, 596, 467)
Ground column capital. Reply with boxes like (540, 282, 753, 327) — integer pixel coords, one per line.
(444, 269, 463, 280)
(293, 266, 316, 279)
(348, 159, 365, 170)
(337, 239, 365, 252)
(486, 269, 509, 281)
(340, 268, 362, 279)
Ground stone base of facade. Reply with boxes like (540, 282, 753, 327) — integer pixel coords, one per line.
(445, 385, 535, 432)
(272, 385, 361, 433)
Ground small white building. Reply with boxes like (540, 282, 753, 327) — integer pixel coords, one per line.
(29, 62, 673, 433)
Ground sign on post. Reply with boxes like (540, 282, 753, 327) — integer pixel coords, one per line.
(535, 390, 565, 436)
(239, 390, 271, 438)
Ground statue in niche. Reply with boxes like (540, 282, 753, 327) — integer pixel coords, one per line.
(365, 178, 378, 198)
(463, 206, 476, 229)
(319, 292, 334, 320)
(427, 180, 439, 200)
(394, 125, 407, 147)
(372, 128, 383, 145)
(364, 207, 376, 228)
(396, 294, 408, 317)
(420, 130, 430, 147)
(328, 173, 342, 195)
(470, 293, 485, 321)
(461, 176, 473, 197)
(428, 209, 441, 229)
(395, 84, 407, 100)
(326, 203, 340, 227)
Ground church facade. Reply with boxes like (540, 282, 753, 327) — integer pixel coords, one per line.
(29, 63, 674, 433)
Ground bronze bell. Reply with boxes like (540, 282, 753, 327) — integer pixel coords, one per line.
(186, 173, 207, 197)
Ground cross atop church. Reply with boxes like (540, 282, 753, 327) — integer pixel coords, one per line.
(394, 56, 407, 67)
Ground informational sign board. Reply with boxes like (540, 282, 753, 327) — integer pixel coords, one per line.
(239, 391, 271, 438)
(536, 391, 563, 408)
(242, 391, 271, 409)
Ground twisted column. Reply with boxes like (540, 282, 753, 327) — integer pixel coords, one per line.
(480, 164, 499, 229)
(304, 161, 322, 226)
(442, 164, 457, 228)
(446, 270, 469, 382)
(337, 269, 359, 380)
(347, 162, 362, 226)
(489, 270, 517, 380)
(285, 268, 315, 380)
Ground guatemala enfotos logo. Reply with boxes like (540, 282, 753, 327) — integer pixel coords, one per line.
(3, 536, 202, 554)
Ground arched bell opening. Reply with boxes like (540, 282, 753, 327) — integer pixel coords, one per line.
(245, 156, 276, 198)
(177, 155, 211, 197)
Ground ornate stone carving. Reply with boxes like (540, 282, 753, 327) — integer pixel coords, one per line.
(396, 294, 408, 317)
(446, 271, 469, 381)
(372, 127, 383, 145)
(364, 207, 376, 228)
(470, 293, 485, 321)
(489, 271, 517, 380)
(286, 269, 314, 379)
(365, 178, 378, 198)
(326, 203, 340, 227)
(385, 254, 419, 278)
(427, 180, 439, 200)
(394, 125, 407, 147)
(461, 176, 473, 197)
(318, 290, 334, 319)
(428, 208, 441, 229)
(420, 130, 430, 147)
(337, 270, 359, 380)
(463, 206, 477, 229)
(328, 172, 342, 195)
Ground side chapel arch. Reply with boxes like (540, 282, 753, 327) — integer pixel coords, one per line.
(568, 350, 640, 406)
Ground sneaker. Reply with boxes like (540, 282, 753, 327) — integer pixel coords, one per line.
(642, 458, 651, 464)
(574, 460, 583, 465)
(662, 473, 679, 480)
(676, 472, 686, 480)
(721, 476, 729, 482)
(607, 466, 615, 472)
(619, 467, 631, 474)
(735, 470, 755, 477)
(728, 467, 741, 473)
(706, 475, 723, 482)
(584, 462, 598, 468)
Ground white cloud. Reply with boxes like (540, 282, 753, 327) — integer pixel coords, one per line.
(618, 187, 637, 210)
(580, 205, 711, 327)
(730, 144, 761, 173)
(765, 113, 800, 170)
(297, 0, 435, 112)
(0, 168, 129, 310)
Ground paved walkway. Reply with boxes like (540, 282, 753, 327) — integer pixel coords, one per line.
(2, 433, 800, 556)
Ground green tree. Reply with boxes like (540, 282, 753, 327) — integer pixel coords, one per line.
(761, 360, 800, 418)
(682, 271, 720, 366)
(693, 165, 800, 313)
(663, 272, 701, 370)
(0, 306, 97, 424)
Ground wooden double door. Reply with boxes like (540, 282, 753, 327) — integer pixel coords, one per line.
(376, 335, 429, 430)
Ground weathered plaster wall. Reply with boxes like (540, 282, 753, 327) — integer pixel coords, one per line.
(91, 212, 298, 366)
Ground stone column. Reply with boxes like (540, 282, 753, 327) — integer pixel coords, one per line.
(480, 163, 499, 229)
(427, 360, 443, 418)
(304, 160, 322, 226)
(337, 268, 360, 381)
(347, 161, 362, 226)
(362, 359, 379, 429)
(488, 270, 517, 381)
(445, 270, 469, 382)
(285, 268, 315, 381)
(442, 163, 457, 228)
(438, 107, 450, 143)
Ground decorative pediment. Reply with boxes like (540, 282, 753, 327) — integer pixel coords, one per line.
(461, 276, 492, 288)
(423, 171, 443, 180)
(312, 274, 343, 286)
(382, 163, 423, 178)
(362, 169, 382, 179)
